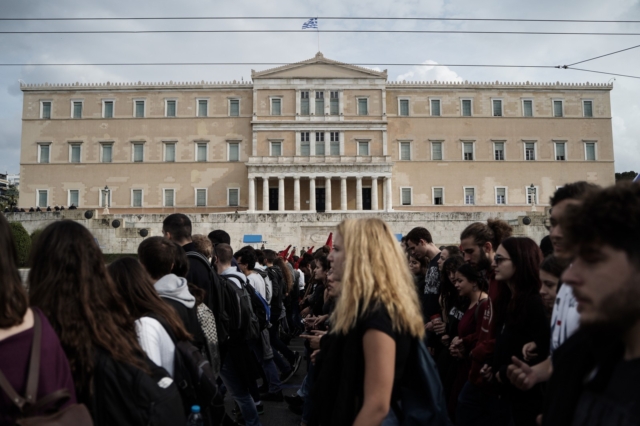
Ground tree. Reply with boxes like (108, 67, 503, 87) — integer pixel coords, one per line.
(0, 185, 19, 211)
(615, 171, 638, 182)
(9, 221, 31, 267)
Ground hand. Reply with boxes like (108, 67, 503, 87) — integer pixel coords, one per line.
(522, 342, 538, 362)
(441, 334, 451, 347)
(506, 356, 538, 391)
(300, 307, 310, 317)
(480, 364, 493, 383)
(313, 315, 328, 328)
(425, 321, 434, 332)
(301, 330, 326, 350)
(310, 349, 320, 365)
(304, 317, 316, 331)
(433, 321, 447, 335)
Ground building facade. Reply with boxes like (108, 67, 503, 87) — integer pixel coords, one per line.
(18, 53, 615, 213)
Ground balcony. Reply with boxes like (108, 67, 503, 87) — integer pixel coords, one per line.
(247, 155, 392, 165)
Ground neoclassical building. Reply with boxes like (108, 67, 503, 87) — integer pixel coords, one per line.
(18, 53, 615, 213)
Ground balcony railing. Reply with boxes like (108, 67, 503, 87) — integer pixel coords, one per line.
(247, 155, 391, 165)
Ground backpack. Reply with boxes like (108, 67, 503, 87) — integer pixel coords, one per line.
(220, 274, 261, 340)
(267, 266, 284, 312)
(246, 274, 271, 330)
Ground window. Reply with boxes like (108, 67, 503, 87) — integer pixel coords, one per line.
(72, 101, 82, 118)
(555, 142, 566, 161)
(197, 99, 208, 117)
(431, 142, 443, 161)
(496, 187, 507, 205)
(271, 141, 282, 156)
(37, 190, 48, 208)
(69, 143, 81, 163)
(400, 142, 411, 161)
(69, 190, 79, 207)
(430, 99, 441, 116)
(330, 132, 340, 155)
(525, 142, 536, 161)
(358, 141, 370, 156)
(100, 189, 111, 208)
(228, 188, 239, 207)
(463, 142, 474, 161)
(300, 132, 310, 156)
(461, 99, 472, 117)
(103, 100, 114, 118)
(38, 144, 50, 164)
(492, 99, 503, 117)
(585, 142, 596, 161)
(196, 189, 207, 207)
(583, 100, 593, 117)
(315, 132, 325, 156)
(166, 100, 177, 117)
(553, 100, 564, 117)
(133, 143, 144, 162)
(527, 187, 538, 204)
(41, 101, 52, 119)
(433, 188, 444, 205)
(101, 143, 113, 163)
(330, 91, 339, 115)
(196, 142, 207, 162)
(228, 142, 240, 162)
(134, 100, 145, 118)
(523, 99, 533, 117)
(132, 189, 143, 207)
(164, 143, 176, 162)
(399, 99, 409, 116)
(494, 142, 505, 161)
(164, 189, 174, 207)
(358, 98, 368, 116)
(229, 99, 240, 117)
(315, 92, 324, 115)
(464, 188, 475, 205)
(301, 91, 310, 116)
(401, 188, 412, 206)
(271, 98, 282, 116)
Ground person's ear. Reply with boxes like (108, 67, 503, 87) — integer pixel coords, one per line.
(483, 241, 493, 254)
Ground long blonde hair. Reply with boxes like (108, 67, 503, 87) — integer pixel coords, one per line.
(331, 218, 425, 339)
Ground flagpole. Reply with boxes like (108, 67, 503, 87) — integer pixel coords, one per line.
(317, 18, 320, 52)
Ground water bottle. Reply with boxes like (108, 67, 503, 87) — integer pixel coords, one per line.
(187, 405, 203, 426)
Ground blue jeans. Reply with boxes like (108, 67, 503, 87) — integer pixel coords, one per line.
(456, 381, 500, 426)
(220, 356, 262, 426)
(248, 337, 282, 393)
(301, 358, 315, 423)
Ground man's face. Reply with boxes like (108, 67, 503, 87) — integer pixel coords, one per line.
(405, 239, 428, 260)
(562, 245, 640, 334)
(460, 237, 491, 270)
(549, 199, 580, 259)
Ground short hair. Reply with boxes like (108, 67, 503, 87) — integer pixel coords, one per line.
(540, 235, 553, 258)
(235, 247, 256, 270)
(443, 245, 461, 257)
(215, 243, 234, 266)
(208, 229, 231, 245)
(170, 241, 190, 278)
(263, 249, 278, 263)
(460, 219, 513, 251)
(405, 227, 433, 245)
(540, 255, 568, 279)
(298, 253, 314, 269)
(162, 214, 192, 242)
(138, 236, 178, 280)
(191, 234, 213, 259)
(255, 249, 265, 265)
(550, 181, 599, 207)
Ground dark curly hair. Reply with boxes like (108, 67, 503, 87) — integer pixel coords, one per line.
(441, 256, 468, 317)
(550, 181, 599, 207)
(460, 219, 513, 252)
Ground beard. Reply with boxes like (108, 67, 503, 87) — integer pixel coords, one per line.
(475, 248, 492, 272)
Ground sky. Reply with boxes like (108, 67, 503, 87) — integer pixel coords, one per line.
(1, 0, 639, 175)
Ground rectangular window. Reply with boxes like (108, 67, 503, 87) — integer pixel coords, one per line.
(70, 143, 81, 163)
(358, 141, 370, 156)
(103, 101, 114, 118)
(229, 99, 240, 117)
(271, 98, 281, 116)
(461, 99, 472, 117)
(37, 190, 48, 208)
(401, 188, 412, 206)
(228, 143, 240, 162)
(196, 143, 207, 162)
(553, 100, 564, 117)
(39, 144, 50, 164)
(132, 189, 143, 207)
(228, 188, 239, 207)
(330, 132, 340, 155)
(166, 100, 176, 117)
(300, 132, 310, 156)
(198, 100, 208, 117)
(73, 101, 82, 119)
(525, 142, 536, 161)
(315, 92, 324, 115)
(463, 142, 474, 161)
(583, 100, 593, 117)
(101, 189, 111, 208)
(496, 188, 506, 205)
(330, 91, 339, 115)
(433, 188, 444, 205)
(494, 142, 505, 161)
(164, 189, 174, 207)
(399, 99, 409, 116)
(400, 142, 411, 161)
(523, 100, 533, 117)
(315, 132, 325, 156)
(69, 190, 79, 208)
(196, 189, 207, 207)
(165, 143, 176, 162)
(133, 143, 144, 162)
(555, 142, 566, 161)
(492, 99, 502, 117)
(585, 143, 596, 161)
(465, 188, 475, 205)
(42, 101, 51, 119)
(527, 187, 538, 204)
(431, 99, 441, 116)
(101, 143, 113, 163)
(358, 98, 368, 116)
(432, 142, 443, 161)
(301, 91, 310, 116)
(271, 142, 282, 156)
(135, 100, 145, 118)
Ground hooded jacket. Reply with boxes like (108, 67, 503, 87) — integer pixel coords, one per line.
(154, 274, 204, 349)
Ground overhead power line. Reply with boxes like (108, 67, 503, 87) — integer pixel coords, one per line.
(563, 43, 640, 67)
(566, 67, 640, 79)
(0, 62, 557, 68)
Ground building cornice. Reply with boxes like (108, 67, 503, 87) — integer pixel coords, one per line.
(20, 81, 254, 92)
(387, 81, 613, 91)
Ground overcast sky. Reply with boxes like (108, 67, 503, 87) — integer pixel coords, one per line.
(1, 0, 638, 175)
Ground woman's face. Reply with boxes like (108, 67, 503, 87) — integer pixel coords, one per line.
(454, 272, 476, 297)
(326, 269, 342, 298)
(447, 269, 456, 284)
(539, 270, 560, 311)
(438, 249, 450, 272)
(314, 264, 327, 281)
(327, 232, 345, 281)
(409, 257, 422, 275)
(493, 245, 516, 282)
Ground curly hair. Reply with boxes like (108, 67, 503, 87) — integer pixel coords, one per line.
(460, 219, 513, 252)
(550, 181, 599, 207)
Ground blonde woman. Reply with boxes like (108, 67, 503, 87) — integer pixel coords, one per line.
(312, 218, 434, 426)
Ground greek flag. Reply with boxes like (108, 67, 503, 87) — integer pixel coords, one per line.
(302, 18, 318, 29)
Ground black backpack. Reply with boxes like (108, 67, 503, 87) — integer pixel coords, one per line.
(221, 274, 261, 340)
(92, 349, 186, 426)
(245, 275, 271, 331)
(267, 266, 285, 313)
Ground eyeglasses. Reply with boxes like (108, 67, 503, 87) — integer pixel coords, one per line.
(494, 256, 511, 264)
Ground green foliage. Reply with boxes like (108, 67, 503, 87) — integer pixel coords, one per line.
(615, 171, 637, 182)
(0, 185, 19, 211)
(103, 253, 138, 264)
(30, 229, 43, 246)
(9, 221, 31, 267)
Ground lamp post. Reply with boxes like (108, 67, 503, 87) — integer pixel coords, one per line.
(103, 185, 111, 215)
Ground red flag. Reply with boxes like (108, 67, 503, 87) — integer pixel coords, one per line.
(287, 249, 296, 263)
(280, 245, 292, 259)
(306, 246, 315, 255)
(325, 232, 333, 249)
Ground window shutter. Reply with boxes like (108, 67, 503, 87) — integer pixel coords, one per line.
(230, 100, 239, 116)
(584, 101, 593, 117)
(229, 189, 239, 206)
(42, 102, 51, 119)
(400, 143, 411, 160)
(401, 188, 411, 205)
(196, 189, 206, 206)
(400, 100, 409, 116)
(102, 145, 112, 163)
(164, 189, 174, 207)
(69, 190, 79, 207)
(135, 101, 144, 118)
(523, 100, 533, 117)
(167, 101, 176, 117)
(462, 100, 471, 116)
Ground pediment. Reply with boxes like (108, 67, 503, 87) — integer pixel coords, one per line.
(252, 52, 387, 80)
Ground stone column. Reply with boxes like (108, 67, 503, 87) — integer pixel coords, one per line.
(385, 177, 393, 211)
(356, 176, 363, 211)
(262, 177, 269, 211)
(278, 177, 285, 211)
(293, 177, 300, 211)
(371, 177, 378, 211)
(248, 177, 255, 212)
(325, 177, 332, 212)
(309, 177, 316, 212)
(340, 176, 347, 211)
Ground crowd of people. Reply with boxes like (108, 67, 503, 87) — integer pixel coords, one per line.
(1, 180, 639, 426)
